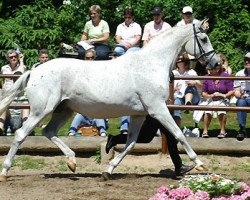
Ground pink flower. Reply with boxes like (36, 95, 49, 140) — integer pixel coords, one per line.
(241, 190, 250, 199)
(169, 187, 193, 199)
(238, 182, 250, 192)
(157, 185, 170, 194)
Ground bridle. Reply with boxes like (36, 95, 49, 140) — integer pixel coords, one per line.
(192, 23, 217, 67)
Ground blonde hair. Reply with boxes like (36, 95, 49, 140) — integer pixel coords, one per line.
(89, 5, 101, 16)
(218, 53, 228, 67)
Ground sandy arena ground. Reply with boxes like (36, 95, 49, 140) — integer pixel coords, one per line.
(0, 153, 249, 200)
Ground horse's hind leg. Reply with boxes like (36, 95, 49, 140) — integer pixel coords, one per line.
(0, 113, 46, 181)
(103, 116, 145, 180)
(42, 106, 76, 172)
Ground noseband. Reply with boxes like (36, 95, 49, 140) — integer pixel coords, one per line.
(192, 24, 216, 67)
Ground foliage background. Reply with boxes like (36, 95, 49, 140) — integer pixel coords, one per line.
(0, 0, 249, 73)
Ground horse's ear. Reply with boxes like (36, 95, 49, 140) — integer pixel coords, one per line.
(200, 18, 209, 32)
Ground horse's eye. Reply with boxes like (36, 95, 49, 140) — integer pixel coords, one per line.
(198, 33, 208, 43)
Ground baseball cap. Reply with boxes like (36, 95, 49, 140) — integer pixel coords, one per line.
(182, 6, 193, 14)
(244, 52, 250, 59)
(152, 7, 163, 15)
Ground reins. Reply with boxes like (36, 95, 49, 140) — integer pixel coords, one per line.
(192, 23, 217, 67)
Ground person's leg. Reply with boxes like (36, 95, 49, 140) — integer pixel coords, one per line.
(217, 113, 227, 138)
(120, 116, 130, 133)
(202, 113, 212, 137)
(173, 97, 183, 127)
(77, 47, 86, 60)
(68, 114, 87, 135)
(126, 46, 140, 54)
(236, 99, 247, 127)
(114, 46, 126, 57)
(236, 99, 250, 139)
(94, 119, 107, 136)
(94, 44, 111, 60)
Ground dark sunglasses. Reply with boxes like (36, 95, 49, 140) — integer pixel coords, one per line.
(184, 12, 192, 15)
(9, 56, 17, 59)
(244, 58, 250, 62)
(85, 56, 94, 60)
(124, 16, 132, 19)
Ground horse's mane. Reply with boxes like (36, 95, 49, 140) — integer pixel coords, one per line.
(142, 24, 193, 52)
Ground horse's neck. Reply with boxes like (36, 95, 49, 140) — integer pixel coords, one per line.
(141, 25, 193, 69)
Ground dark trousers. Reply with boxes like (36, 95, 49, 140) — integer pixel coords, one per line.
(111, 115, 182, 170)
(78, 43, 111, 60)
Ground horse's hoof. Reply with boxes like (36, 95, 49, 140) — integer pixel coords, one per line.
(67, 161, 76, 173)
(195, 165, 207, 171)
(102, 172, 111, 181)
(0, 175, 7, 182)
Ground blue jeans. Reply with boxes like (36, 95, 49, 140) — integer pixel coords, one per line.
(236, 98, 250, 127)
(120, 116, 130, 132)
(185, 86, 200, 105)
(69, 113, 107, 134)
(78, 43, 111, 60)
(173, 97, 184, 120)
(114, 45, 140, 57)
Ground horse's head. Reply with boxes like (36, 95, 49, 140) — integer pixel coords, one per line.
(184, 19, 220, 70)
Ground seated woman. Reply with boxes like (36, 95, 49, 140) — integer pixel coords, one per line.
(77, 5, 111, 60)
(0, 50, 29, 135)
(114, 8, 141, 56)
(68, 113, 108, 137)
(172, 53, 201, 127)
(201, 66, 234, 138)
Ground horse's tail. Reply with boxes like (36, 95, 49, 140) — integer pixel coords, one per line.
(0, 70, 31, 115)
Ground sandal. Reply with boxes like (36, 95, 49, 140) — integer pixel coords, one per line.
(217, 133, 226, 139)
(202, 133, 209, 138)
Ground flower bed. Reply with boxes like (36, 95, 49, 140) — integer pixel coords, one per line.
(149, 174, 250, 200)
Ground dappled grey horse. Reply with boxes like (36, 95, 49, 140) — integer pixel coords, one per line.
(0, 20, 219, 181)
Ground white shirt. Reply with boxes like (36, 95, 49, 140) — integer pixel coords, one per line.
(1, 64, 26, 90)
(172, 69, 198, 98)
(142, 21, 171, 41)
(234, 69, 250, 96)
(115, 21, 142, 44)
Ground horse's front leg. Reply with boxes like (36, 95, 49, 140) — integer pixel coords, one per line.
(146, 100, 204, 170)
(103, 116, 145, 180)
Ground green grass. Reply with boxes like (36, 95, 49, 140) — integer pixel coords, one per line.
(33, 111, 249, 137)
(13, 155, 47, 170)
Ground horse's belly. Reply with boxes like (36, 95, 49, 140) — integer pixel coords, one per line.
(67, 100, 146, 118)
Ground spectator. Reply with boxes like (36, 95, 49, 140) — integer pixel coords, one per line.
(78, 5, 111, 60)
(172, 54, 201, 126)
(32, 49, 50, 69)
(201, 65, 234, 138)
(234, 52, 250, 140)
(176, 6, 209, 29)
(84, 49, 96, 60)
(218, 53, 232, 75)
(114, 8, 142, 57)
(142, 6, 171, 46)
(0, 50, 29, 135)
